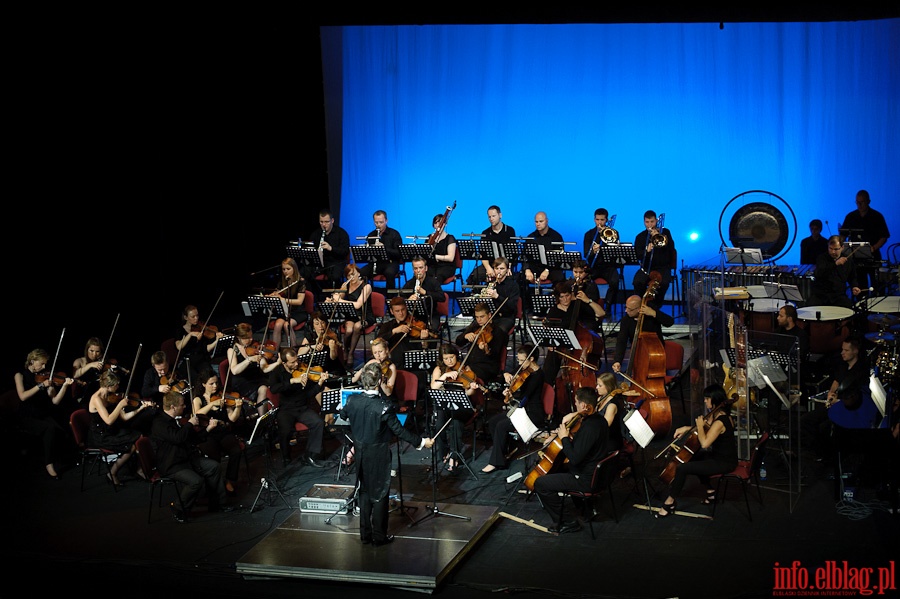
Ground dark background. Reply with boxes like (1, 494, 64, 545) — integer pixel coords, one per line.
(5, 8, 896, 387)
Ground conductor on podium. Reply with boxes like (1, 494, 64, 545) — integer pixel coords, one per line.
(340, 362, 433, 546)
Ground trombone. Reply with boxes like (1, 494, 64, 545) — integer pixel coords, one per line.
(641, 212, 667, 273)
(589, 214, 618, 268)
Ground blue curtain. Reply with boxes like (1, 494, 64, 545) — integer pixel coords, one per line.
(322, 20, 899, 271)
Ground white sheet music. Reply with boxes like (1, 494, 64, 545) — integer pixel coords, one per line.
(624, 408, 654, 448)
(508, 407, 539, 442)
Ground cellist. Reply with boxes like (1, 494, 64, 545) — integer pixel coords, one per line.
(656, 384, 737, 518)
(533, 386, 609, 534)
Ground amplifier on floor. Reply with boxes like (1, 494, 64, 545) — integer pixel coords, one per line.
(299, 484, 356, 514)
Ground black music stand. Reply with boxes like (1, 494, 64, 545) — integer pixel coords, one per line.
(318, 301, 359, 325)
(598, 244, 638, 301)
(530, 294, 556, 318)
(248, 407, 291, 512)
(404, 349, 439, 373)
(399, 243, 433, 262)
(211, 335, 235, 361)
(526, 323, 581, 350)
(500, 240, 525, 267)
(321, 388, 355, 481)
(351, 245, 389, 268)
(762, 282, 804, 304)
(456, 238, 484, 260)
(457, 295, 496, 317)
(838, 227, 865, 243)
(297, 349, 327, 368)
(287, 245, 324, 269)
(546, 250, 582, 272)
(403, 298, 428, 321)
(246, 295, 289, 319)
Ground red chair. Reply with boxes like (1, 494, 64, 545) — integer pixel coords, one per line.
(441, 250, 464, 291)
(557, 449, 621, 538)
(393, 368, 421, 436)
(267, 290, 315, 346)
(160, 338, 178, 371)
(435, 292, 454, 344)
(69, 408, 121, 493)
(663, 340, 686, 412)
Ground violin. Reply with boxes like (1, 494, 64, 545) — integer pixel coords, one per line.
(35, 371, 69, 387)
(379, 359, 393, 382)
(473, 323, 493, 345)
(245, 340, 277, 360)
(503, 363, 538, 404)
(406, 316, 438, 339)
(451, 364, 490, 393)
(105, 392, 142, 408)
(294, 366, 329, 383)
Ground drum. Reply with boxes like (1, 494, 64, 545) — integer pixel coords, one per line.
(859, 296, 900, 314)
(744, 298, 791, 332)
(797, 306, 854, 355)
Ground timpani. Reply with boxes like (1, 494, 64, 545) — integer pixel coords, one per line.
(745, 298, 791, 333)
(797, 306, 854, 355)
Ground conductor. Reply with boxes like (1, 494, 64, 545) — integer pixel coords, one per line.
(340, 362, 434, 546)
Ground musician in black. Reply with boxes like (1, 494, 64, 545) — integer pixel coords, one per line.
(455, 302, 508, 385)
(400, 256, 445, 333)
(358, 209, 403, 290)
(841, 189, 890, 261)
(269, 347, 329, 468)
(466, 205, 516, 284)
(377, 296, 433, 366)
(611, 294, 674, 375)
(480, 257, 520, 336)
(340, 363, 433, 546)
(542, 281, 605, 382)
(523, 211, 566, 285)
(800, 219, 829, 265)
(583, 208, 621, 310)
(632, 210, 674, 311)
(808, 235, 861, 309)
(311, 209, 351, 292)
(533, 386, 609, 533)
(656, 384, 737, 518)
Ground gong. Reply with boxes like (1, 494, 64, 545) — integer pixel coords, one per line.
(719, 190, 796, 262)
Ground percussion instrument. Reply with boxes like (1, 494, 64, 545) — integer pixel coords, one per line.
(865, 331, 896, 344)
(797, 306, 853, 355)
(744, 297, 790, 332)
(858, 296, 900, 314)
(868, 313, 899, 328)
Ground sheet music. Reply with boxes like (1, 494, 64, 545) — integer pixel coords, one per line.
(624, 408, 654, 448)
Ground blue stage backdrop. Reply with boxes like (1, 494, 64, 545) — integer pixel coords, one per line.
(320, 20, 899, 290)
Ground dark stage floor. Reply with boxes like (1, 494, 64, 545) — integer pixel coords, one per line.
(2, 319, 898, 599)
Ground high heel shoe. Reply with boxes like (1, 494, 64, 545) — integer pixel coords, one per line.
(701, 489, 716, 505)
(656, 500, 677, 518)
(106, 473, 124, 488)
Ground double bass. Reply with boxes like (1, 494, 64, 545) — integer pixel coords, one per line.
(622, 271, 672, 438)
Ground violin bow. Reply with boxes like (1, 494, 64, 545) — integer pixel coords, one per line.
(614, 369, 654, 396)
(122, 343, 142, 399)
(100, 312, 120, 368)
(48, 328, 65, 381)
(198, 290, 225, 339)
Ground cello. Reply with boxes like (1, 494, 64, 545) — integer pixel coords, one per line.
(524, 400, 594, 491)
(554, 282, 600, 414)
(656, 399, 732, 484)
(622, 271, 672, 438)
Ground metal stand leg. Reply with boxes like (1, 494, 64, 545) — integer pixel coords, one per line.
(410, 409, 470, 527)
(249, 416, 291, 513)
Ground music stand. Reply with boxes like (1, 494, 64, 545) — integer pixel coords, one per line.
(457, 295, 496, 317)
(845, 241, 873, 262)
(598, 244, 640, 266)
(246, 295, 289, 319)
(456, 238, 483, 260)
(403, 298, 428, 321)
(838, 227, 865, 243)
(351, 245, 389, 266)
(297, 350, 327, 368)
(287, 245, 324, 269)
(318, 301, 359, 325)
(404, 349, 439, 372)
(623, 405, 659, 516)
(724, 247, 763, 272)
(530, 294, 556, 318)
(211, 334, 235, 361)
(399, 244, 432, 262)
(500, 240, 524, 265)
(546, 250, 582, 271)
(526, 323, 581, 350)
(762, 282, 804, 304)
(248, 407, 291, 512)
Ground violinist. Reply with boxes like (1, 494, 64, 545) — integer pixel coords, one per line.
(478, 257, 519, 336)
(632, 210, 674, 310)
(175, 304, 224, 383)
(595, 372, 639, 455)
(523, 211, 565, 285)
(612, 294, 674, 375)
(482, 344, 546, 474)
(352, 337, 397, 401)
(228, 322, 279, 418)
(358, 210, 403, 291)
(192, 369, 244, 494)
(400, 256, 445, 333)
(582, 208, 621, 311)
(807, 235, 861, 308)
(137, 351, 180, 434)
(309, 208, 351, 293)
(71, 336, 105, 406)
(454, 302, 508, 384)
(533, 386, 609, 534)
(298, 311, 346, 378)
(270, 257, 308, 349)
(87, 370, 151, 487)
(542, 281, 606, 382)
(269, 347, 328, 469)
(656, 384, 736, 518)
(326, 263, 374, 367)
(430, 343, 479, 473)
(13, 348, 75, 479)
(377, 296, 433, 366)
(427, 212, 458, 283)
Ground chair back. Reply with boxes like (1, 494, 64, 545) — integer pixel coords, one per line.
(541, 382, 555, 421)
(370, 291, 386, 321)
(590, 449, 620, 491)
(748, 431, 770, 476)
(218, 359, 230, 391)
(134, 435, 159, 481)
(664, 340, 684, 377)
(436, 292, 450, 318)
(69, 408, 91, 447)
(393, 369, 419, 404)
(670, 246, 678, 270)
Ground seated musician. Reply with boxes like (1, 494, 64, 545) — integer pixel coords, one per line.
(533, 386, 609, 534)
(269, 347, 329, 469)
(523, 211, 566, 286)
(377, 296, 433, 366)
(430, 343, 479, 474)
(454, 302, 508, 386)
(611, 294, 674, 375)
(800, 337, 869, 463)
(656, 384, 737, 518)
(807, 235, 861, 309)
(583, 208, 621, 311)
(753, 304, 811, 430)
(400, 256, 445, 333)
(269, 257, 308, 348)
(358, 209, 403, 290)
(351, 337, 397, 403)
(542, 281, 605, 382)
(192, 369, 244, 495)
(567, 259, 605, 324)
(479, 256, 519, 335)
(427, 213, 458, 283)
(298, 311, 346, 381)
(482, 344, 546, 474)
(466, 204, 516, 285)
(326, 263, 374, 366)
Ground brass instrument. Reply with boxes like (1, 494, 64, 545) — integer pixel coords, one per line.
(600, 225, 619, 244)
(479, 277, 497, 297)
(649, 212, 667, 247)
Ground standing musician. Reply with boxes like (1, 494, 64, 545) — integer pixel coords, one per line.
(430, 343, 480, 473)
(479, 256, 519, 336)
(427, 212, 458, 283)
(310, 208, 351, 293)
(807, 235, 861, 309)
(269, 257, 308, 349)
(841, 189, 890, 291)
(656, 384, 736, 518)
(340, 362, 433, 547)
(192, 369, 244, 495)
(466, 204, 517, 285)
(542, 281, 605, 382)
(88, 370, 151, 487)
(612, 294, 674, 375)
(482, 344, 546, 474)
(455, 302, 508, 386)
(358, 210, 403, 290)
(228, 322, 280, 418)
(326, 263, 374, 366)
(583, 208, 621, 311)
(523, 211, 566, 286)
(269, 347, 329, 468)
(533, 386, 609, 534)
(632, 210, 675, 310)
(400, 256, 445, 334)
(174, 304, 224, 384)
(14, 348, 75, 479)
